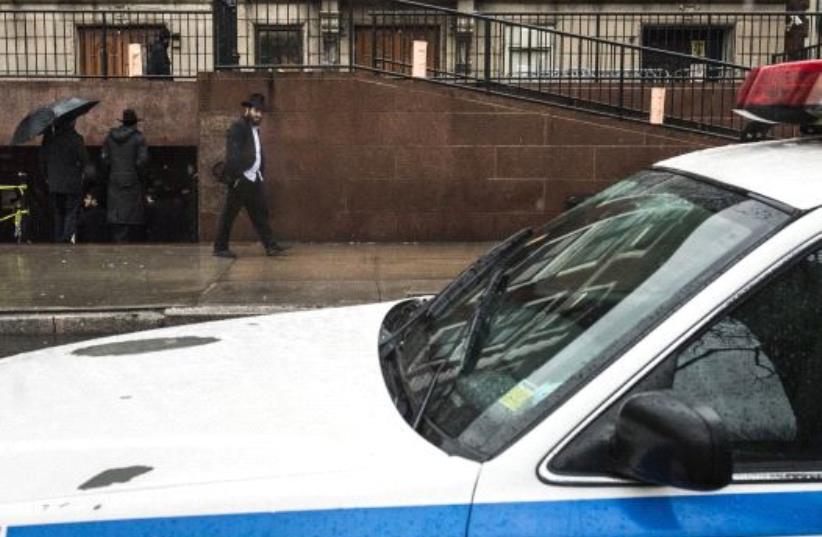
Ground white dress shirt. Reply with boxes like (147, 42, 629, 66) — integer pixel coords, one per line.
(243, 126, 262, 182)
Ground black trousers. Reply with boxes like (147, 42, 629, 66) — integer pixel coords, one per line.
(213, 178, 274, 251)
(110, 223, 144, 243)
(49, 192, 82, 243)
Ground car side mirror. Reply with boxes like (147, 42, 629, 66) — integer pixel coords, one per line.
(611, 390, 732, 491)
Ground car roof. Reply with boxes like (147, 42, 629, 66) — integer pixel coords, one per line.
(654, 136, 822, 212)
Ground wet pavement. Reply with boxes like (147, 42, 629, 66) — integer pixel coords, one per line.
(0, 241, 490, 335)
(0, 334, 92, 358)
(0, 244, 227, 311)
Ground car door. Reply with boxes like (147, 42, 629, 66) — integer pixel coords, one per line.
(468, 234, 822, 537)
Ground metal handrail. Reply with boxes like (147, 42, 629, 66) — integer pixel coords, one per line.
(0, 0, 765, 137)
(350, 0, 751, 137)
(366, 0, 749, 70)
(0, 9, 211, 14)
(483, 10, 822, 16)
(369, 12, 748, 71)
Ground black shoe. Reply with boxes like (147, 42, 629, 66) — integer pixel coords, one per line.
(213, 249, 237, 259)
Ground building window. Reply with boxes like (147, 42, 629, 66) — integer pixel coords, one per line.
(455, 16, 474, 76)
(641, 25, 731, 79)
(77, 25, 166, 76)
(353, 26, 440, 75)
(256, 25, 303, 66)
(507, 26, 553, 79)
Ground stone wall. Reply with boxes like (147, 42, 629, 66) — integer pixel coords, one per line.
(197, 71, 726, 242)
(0, 78, 198, 147)
(0, 73, 730, 242)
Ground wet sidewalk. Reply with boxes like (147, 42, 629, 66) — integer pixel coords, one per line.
(0, 242, 489, 335)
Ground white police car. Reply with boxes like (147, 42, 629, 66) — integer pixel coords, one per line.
(4, 62, 822, 536)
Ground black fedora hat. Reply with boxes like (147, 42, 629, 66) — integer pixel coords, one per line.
(117, 108, 142, 126)
(241, 93, 267, 111)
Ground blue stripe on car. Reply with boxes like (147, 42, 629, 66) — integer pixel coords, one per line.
(9, 491, 822, 537)
(470, 490, 822, 537)
(8, 505, 469, 537)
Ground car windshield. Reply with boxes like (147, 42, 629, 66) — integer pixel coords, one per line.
(386, 169, 792, 460)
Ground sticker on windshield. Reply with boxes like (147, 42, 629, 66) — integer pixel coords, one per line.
(499, 380, 537, 412)
(499, 379, 562, 412)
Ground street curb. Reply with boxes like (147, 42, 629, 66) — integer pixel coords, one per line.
(0, 315, 55, 335)
(54, 311, 166, 335)
(0, 305, 306, 336)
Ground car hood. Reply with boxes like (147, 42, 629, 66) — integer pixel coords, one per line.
(0, 302, 478, 507)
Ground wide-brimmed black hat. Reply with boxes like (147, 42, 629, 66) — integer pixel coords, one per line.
(241, 93, 267, 111)
(117, 109, 142, 126)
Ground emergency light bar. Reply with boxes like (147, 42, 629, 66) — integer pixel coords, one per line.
(734, 60, 822, 125)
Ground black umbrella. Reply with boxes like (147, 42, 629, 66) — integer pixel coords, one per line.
(10, 107, 56, 146)
(10, 97, 99, 145)
(50, 97, 99, 122)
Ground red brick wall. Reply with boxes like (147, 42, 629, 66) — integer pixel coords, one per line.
(198, 71, 727, 242)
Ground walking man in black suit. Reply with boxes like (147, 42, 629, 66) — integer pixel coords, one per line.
(213, 93, 286, 258)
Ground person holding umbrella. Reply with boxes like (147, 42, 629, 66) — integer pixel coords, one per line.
(11, 97, 100, 243)
(11, 98, 99, 148)
(38, 116, 89, 243)
(101, 109, 149, 243)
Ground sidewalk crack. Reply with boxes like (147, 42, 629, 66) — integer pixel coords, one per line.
(197, 256, 235, 306)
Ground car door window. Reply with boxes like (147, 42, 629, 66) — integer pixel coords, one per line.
(552, 248, 822, 477)
(673, 316, 797, 447)
(672, 249, 822, 471)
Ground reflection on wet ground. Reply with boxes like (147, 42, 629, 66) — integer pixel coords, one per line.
(0, 242, 493, 359)
(0, 244, 227, 311)
(0, 242, 489, 312)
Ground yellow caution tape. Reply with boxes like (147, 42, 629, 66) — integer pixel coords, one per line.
(0, 208, 28, 223)
(0, 184, 26, 193)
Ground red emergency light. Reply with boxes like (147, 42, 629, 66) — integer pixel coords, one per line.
(735, 60, 822, 125)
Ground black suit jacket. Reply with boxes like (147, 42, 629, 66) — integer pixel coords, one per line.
(147, 41, 172, 77)
(39, 126, 89, 194)
(224, 118, 265, 181)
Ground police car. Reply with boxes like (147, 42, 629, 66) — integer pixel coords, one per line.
(4, 62, 822, 536)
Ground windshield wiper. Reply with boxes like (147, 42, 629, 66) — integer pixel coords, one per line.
(459, 267, 510, 375)
(408, 271, 504, 430)
(411, 243, 522, 430)
(379, 228, 532, 349)
(426, 227, 532, 319)
(411, 359, 448, 430)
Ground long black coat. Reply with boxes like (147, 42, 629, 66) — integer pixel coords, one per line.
(224, 118, 265, 181)
(147, 41, 171, 76)
(101, 126, 149, 224)
(39, 125, 88, 194)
